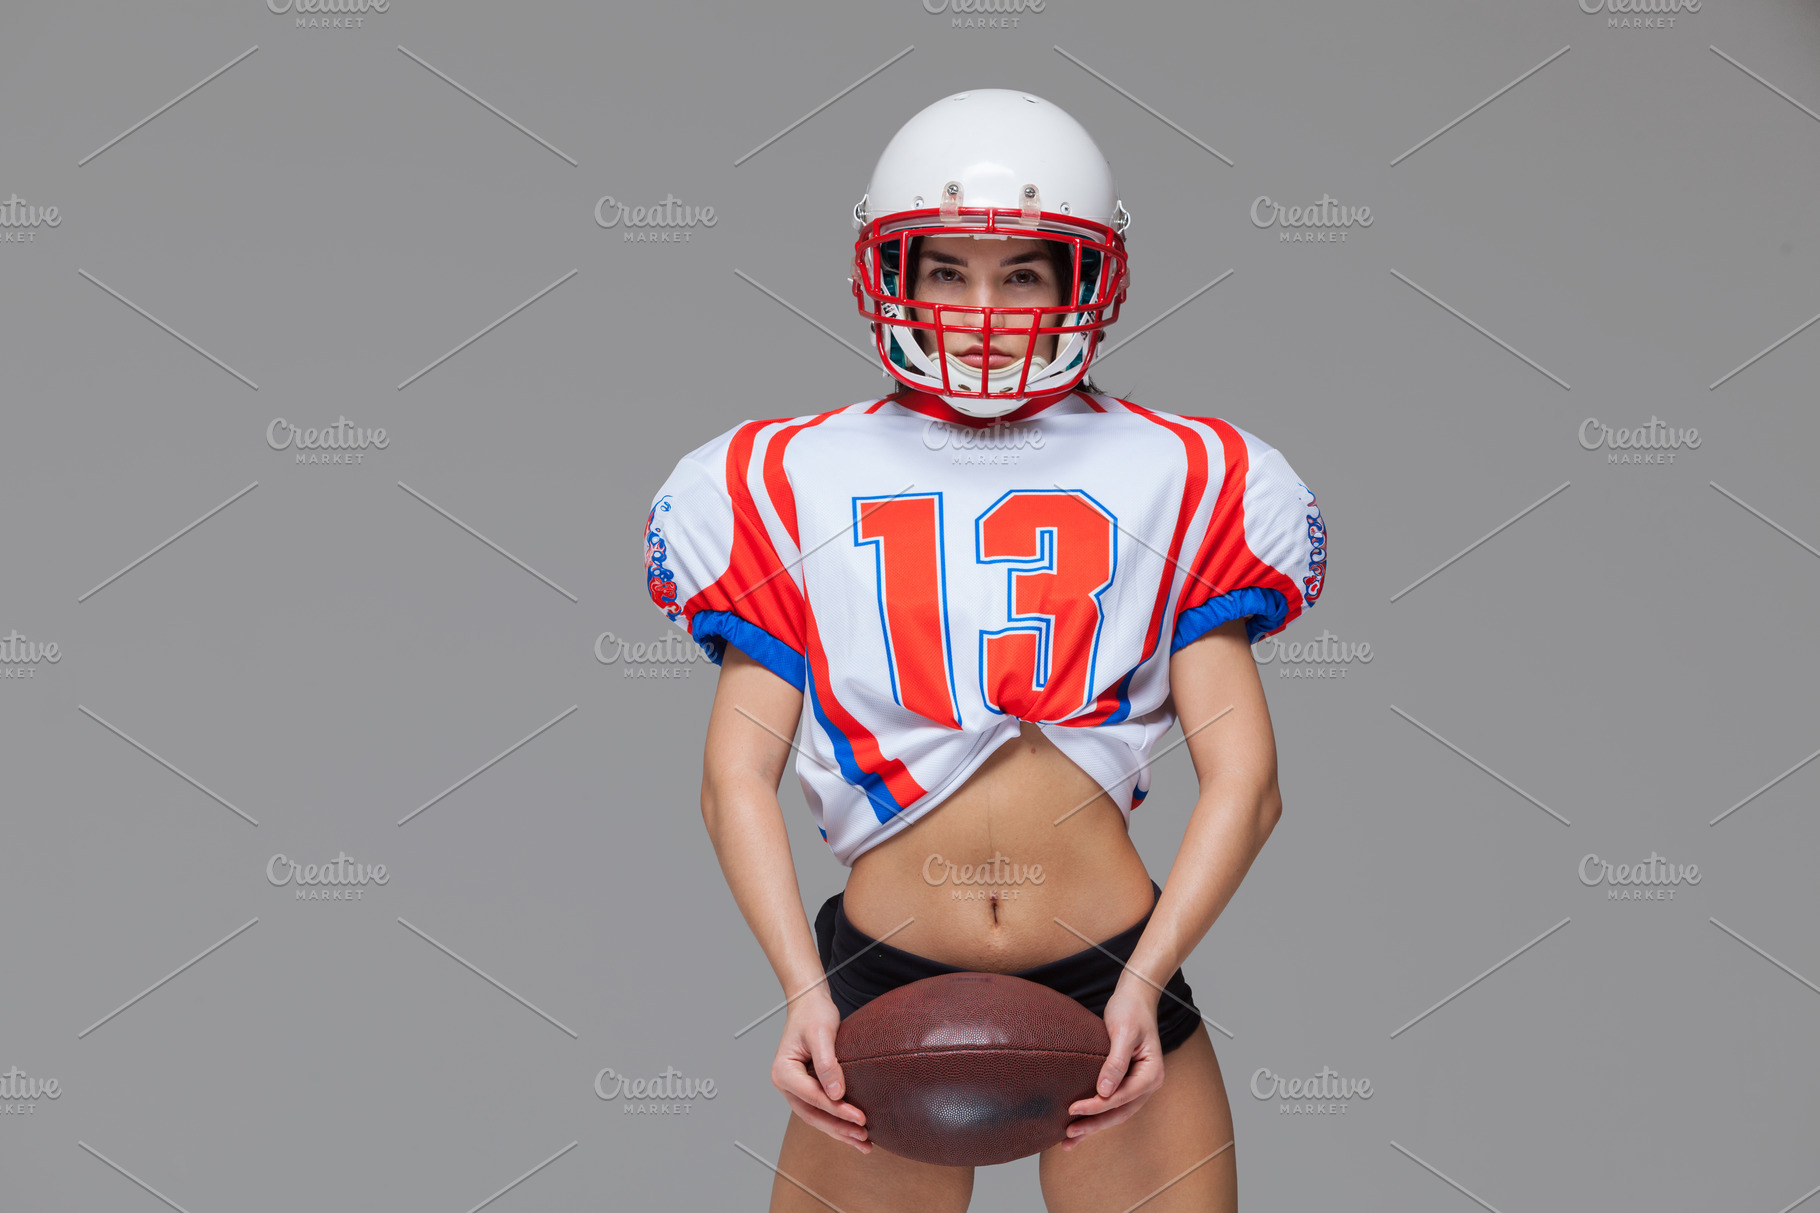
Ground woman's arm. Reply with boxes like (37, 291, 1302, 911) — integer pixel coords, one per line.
(700, 644, 821, 1006)
(1127, 614, 1283, 996)
(1064, 615, 1282, 1142)
(700, 644, 872, 1152)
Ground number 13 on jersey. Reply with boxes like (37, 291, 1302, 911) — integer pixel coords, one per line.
(853, 489, 1118, 728)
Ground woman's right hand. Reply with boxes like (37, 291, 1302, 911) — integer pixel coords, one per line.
(772, 988, 871, 1153)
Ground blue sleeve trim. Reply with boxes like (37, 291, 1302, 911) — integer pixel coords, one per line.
(690, 610, 807, 690)
(1171, 587, 1290, 652)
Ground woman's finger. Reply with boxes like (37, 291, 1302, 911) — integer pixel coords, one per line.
(775, 1057, 866, 1125)
(1069, 1043, 1163, 1116)
(1059, 1092, 1153, 1147)
(804, 1021, 849, 1105)
(1091, 1032, 1135, 1101)
(782, 1091, 873, 1152)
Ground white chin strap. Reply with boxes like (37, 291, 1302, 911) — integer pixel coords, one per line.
(938, 352, 1051, 418)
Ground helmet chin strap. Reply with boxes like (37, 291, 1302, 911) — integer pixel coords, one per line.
(933, 350, 1052, 419)
(941, 393, 1025, 419)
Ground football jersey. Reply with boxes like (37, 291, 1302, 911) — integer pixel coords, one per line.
(643, 387, 1327, 867)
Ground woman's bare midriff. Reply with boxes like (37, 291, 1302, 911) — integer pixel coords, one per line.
(841, 719, 1158, 972)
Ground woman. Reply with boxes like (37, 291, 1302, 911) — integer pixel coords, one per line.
(644, 89, 1327, 1211)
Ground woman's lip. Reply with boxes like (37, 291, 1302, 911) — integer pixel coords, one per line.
(956, 351, 1016, 368)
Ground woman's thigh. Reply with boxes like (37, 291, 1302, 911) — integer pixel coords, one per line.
(769, 1108, 975, 1213)
(1037, 1024, 1238, 1213)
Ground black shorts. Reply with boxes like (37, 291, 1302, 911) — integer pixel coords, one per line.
(813, 879, 1204, 1054)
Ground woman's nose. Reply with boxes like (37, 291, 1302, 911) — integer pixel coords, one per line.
(962, 280, 998, 307)
(964, 284, 1033, 320)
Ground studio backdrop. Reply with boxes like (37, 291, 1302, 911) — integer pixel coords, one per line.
(1, 1, 1816, 1209)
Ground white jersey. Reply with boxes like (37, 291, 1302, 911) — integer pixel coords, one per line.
(644, 388, 1327, 866)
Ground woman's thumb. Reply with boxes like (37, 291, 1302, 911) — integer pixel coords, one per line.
(810, 1032, 848, 1105)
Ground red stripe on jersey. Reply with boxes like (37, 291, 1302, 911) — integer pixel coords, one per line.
(1176, 417, 1303, 625)
(1071, 399, 1211, 725)
(803, 593, 931, 811)
(763, 408, 850, 550)
(684, 419, 808, 652)
(1123, 402, 1211, 660)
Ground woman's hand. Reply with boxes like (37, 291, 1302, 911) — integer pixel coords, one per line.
(1061, 980, 1167, 1147)
(772, 988, 872, 1153)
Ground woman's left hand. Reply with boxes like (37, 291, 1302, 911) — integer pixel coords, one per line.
(1060, 980, 1167, 1147)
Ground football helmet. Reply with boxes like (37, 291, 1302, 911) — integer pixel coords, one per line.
(852, 89, 1131, 418)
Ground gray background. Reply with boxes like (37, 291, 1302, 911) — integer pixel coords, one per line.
(2, 1, 1817, 1209)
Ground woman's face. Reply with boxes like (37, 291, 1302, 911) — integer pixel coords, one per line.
(905, 234, 1067, 374)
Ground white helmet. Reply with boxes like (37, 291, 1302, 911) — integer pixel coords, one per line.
(851, 89, 1131, 418)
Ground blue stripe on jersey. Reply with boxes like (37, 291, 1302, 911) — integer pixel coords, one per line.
(1171, 587, 1289, 651)
(690, 610, 807, 690)
(1099, 663, 1139, 726)
(806, 672, 911, 825)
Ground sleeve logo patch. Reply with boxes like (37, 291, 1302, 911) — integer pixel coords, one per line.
(1302, 492, 1327, 606)
(645, 496, 683, 622)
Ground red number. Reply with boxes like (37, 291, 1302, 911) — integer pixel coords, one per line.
(855, 489, 1117, 726)
(853, 494, 961, 729)
(976, 490, 1116, 720)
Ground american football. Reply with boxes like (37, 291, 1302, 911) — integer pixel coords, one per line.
(831, 971, 1113, 1167)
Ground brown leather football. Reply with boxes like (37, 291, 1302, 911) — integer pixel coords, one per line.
(831, 972, 1111, 1167)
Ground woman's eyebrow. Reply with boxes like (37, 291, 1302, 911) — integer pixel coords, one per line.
(920, 248, 1051, 268)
